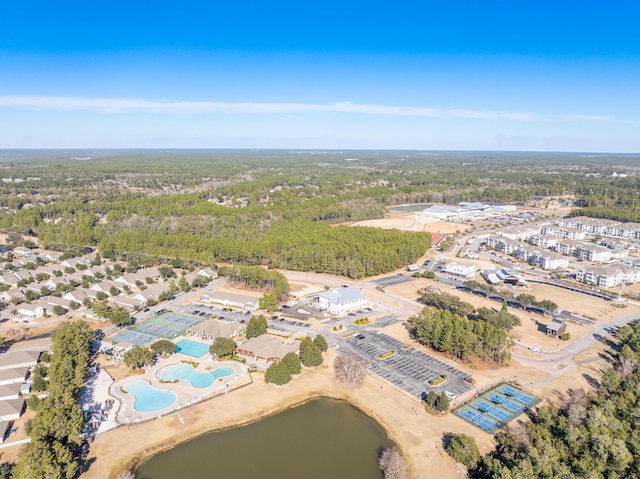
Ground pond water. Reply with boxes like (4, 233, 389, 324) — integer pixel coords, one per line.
(135, 398, 394, 479)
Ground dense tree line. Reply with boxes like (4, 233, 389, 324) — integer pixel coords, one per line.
(408, 306, 513, 364)
(465, 319, 640, 478)
(13, 321, 94, 479)
(420, 292, 521, 332)
(217, 266, 289, 301)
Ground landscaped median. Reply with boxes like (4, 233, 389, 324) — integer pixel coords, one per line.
(378, 351, 396, 360)
(428, 374, 447, 386)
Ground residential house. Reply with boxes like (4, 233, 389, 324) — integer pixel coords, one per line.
(109, 295, 145, 312)
(0, 383, 22, 401)
(0, 350, 41, 371)
(197, 267, 218, 279)
(0, 399, 25, 421)
(16, 304, 45, 319)
(0, 367, 29, 386)
(0, 274, 20, 288)
(43, 296, 72, 310)
(91, 280, 121, 296)
(12, 270, 33, 282)
(132, 283, 170, 304)
(0, 289, 25, 303)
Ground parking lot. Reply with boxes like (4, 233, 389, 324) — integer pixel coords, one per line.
(178, 303, 252, 324)
(340, 332, 474, 401)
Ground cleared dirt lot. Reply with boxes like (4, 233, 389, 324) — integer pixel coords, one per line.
(525, 282, 640, 322)
(351, 210, 471, 234)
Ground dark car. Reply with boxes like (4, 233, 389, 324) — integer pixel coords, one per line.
(143, 308, 150, 313)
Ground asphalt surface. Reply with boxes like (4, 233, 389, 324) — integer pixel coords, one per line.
(340, 332, 474, 400)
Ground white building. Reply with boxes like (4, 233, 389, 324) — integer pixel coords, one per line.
(536, 252, 569, 271)
(444, 262, 476, 278)
(200, 291, 260, 310)
(576, 244, 611, 263)
(16, 304, 44, 320)
(575, 263, 640, 288)
(316, 287, 367, 315)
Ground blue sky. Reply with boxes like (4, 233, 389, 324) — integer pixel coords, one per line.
(1, 1, 639, 151)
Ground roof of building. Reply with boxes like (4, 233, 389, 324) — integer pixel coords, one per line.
(0, 351, 41, 370)
(0, 383, 23, 397)
(0, 399, 25, 417)
(202, 291, 261, 305)
(546, 322, 564, 332)
(238, 335, 300, 360)
(318, 287, 366, 305)
(0, 367, 29, 382)
(189, 318, 243, 338)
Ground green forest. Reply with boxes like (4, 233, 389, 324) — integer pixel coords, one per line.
(1, 150, 640, 279)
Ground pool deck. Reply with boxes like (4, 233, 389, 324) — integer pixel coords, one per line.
(111, 353, 249, 424)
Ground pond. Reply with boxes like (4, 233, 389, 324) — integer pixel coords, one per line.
(135, 398, 394, 479)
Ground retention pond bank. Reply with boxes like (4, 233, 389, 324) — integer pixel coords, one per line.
(135, 397, 393, 479)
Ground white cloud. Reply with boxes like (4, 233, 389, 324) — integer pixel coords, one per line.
(0, 95, 612, 123)
(447, 109, 538, 121)
(560, 114, 614, 121)
(0, 95, 525, 120)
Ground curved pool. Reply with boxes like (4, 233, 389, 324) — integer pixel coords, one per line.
(123, 380, 177, 413)
(157, 363, 235, 388)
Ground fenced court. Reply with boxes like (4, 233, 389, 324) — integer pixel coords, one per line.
(111, 312, 204, 345)
(131, 313, 203, 339)
(453, 383, 540, 434)
(111, 330, 157, 346)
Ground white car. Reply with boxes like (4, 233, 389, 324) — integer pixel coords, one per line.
(444, 391, 457, 400)
(331, 344, 341, 350)
(528, 346, 542, 353)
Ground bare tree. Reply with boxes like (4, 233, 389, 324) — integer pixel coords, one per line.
(334, 354, 367, 386)
(617, 356, 638, 378)
(378, 448, 405, 479)
(509, 421, 531, 449)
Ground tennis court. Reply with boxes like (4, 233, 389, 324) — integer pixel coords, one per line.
(111, 330, 157, 346)
(454, 383, 540, 434)
(131, 312, 203, 339)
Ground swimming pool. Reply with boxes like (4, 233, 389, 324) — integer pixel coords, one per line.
(175, 339, 210, 358)
(123, 380, 177, 413)
(157, 363, 235, 388)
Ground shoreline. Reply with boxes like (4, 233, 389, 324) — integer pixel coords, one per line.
(120, 391, 395, 477)
(86, 355, 490, 479)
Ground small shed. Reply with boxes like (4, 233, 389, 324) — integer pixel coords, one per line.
(545, 319, 567, 338)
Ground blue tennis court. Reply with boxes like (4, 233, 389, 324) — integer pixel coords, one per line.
(498, 385, 536, 404)
(459, 408, 498, 431)
(454, 383, 540, 434)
